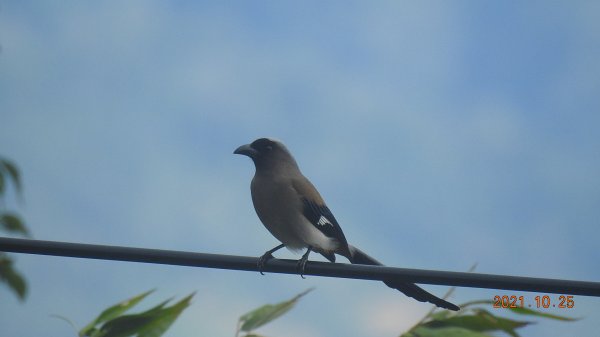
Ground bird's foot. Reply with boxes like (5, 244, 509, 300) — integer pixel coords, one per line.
(257, 252, 274, 275)
(296, 247, 312, 279)
(257, 244, 285, 275)
(296, 258, 308, 279)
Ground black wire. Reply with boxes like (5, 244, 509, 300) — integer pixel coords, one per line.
(1, 237, 599, 297)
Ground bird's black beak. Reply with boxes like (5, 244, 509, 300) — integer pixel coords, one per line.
(234, 143, 257, 158)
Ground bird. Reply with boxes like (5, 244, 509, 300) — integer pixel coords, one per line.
(234, 137, 459, 311)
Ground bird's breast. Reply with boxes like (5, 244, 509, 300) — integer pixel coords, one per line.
(250, 175, 339, 253)
(251, 176, 305, 247)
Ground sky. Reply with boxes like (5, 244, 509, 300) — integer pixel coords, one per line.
(1, 1, 599, 336)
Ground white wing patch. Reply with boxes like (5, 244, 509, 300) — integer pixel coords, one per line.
(317, 215, 333, 227)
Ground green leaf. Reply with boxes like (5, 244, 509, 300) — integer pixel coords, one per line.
(238, 288, 313, 333)
(0, 159, 22, 196)
(0, 213, 30, 236)
(97, 293, 194, 337)
(95, 313, 158, 337)
(425, 309, 531, 337)
(507, 306, 578, 321)
(138, 298, 172, 315)
(410, 326, 493, 337)
(80, 290, 155, 336)
(137, 293, 194, 337)
(476, 309, 531, 337)
(0, 254, 27, 300)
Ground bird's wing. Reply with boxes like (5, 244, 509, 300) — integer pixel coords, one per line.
(291, 177, 349, 247)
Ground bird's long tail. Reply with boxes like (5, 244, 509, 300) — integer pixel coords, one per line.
(347, 245, 460, 311)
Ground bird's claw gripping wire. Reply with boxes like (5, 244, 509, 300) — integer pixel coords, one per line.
(296, 247, 313, 279)
(257, 244, 285, 275)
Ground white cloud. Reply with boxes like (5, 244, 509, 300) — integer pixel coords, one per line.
(357, 294, 429, 336)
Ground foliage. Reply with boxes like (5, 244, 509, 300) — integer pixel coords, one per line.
(401, 264, 577, 337)
(76, 290, 195, 337)
(235, 288, 313, 337)
(56, 288, 310, 337)
(232, 284, 578, 337)
(400, 299, 577, 337)
(0, 157, 30, 301)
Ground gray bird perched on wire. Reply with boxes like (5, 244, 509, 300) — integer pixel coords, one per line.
(234, 137, 459, 311)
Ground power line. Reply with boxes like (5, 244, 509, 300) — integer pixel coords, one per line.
(1, 237, 599, 297)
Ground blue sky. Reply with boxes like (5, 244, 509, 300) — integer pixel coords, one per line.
(1, 1, 599, 336)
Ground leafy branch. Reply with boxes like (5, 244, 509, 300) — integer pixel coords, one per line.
(0, 157, 30, 300)
(54, 290, 194, 337)
(235, 288, 314, 337)
(401, 264, 577, 337)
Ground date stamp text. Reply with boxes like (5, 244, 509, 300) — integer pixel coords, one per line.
(493, 295, 575, 309)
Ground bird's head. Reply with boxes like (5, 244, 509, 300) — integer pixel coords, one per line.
(234, 138, 299, 171)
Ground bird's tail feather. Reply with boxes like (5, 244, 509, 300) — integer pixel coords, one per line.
(347, 245, 460, 311)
